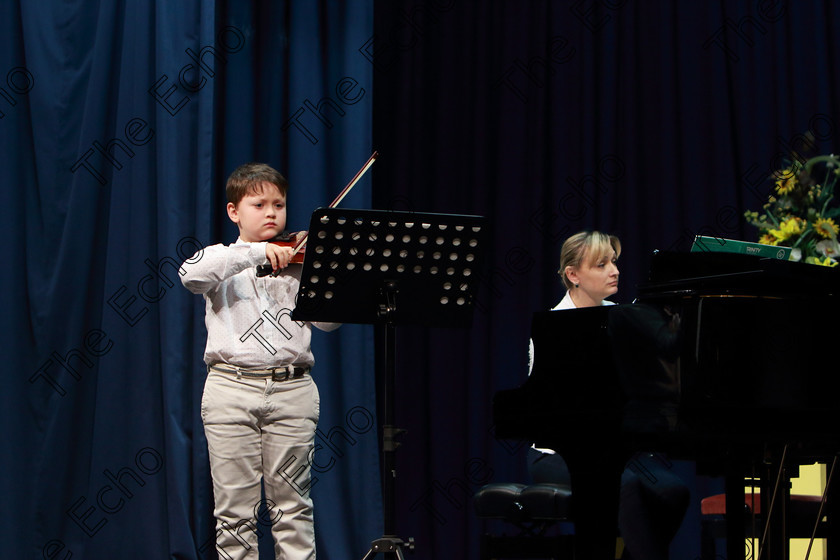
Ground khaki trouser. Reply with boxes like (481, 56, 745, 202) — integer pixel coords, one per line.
(202, 367, 320, 560)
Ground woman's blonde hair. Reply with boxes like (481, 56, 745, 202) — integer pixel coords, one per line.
(558, 231, 621, 290)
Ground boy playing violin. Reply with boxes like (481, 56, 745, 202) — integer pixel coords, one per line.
(181, 162, 339, 560)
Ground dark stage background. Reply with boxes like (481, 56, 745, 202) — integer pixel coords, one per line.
(3, 1, 839, 559)
(372, 1, 838, 558)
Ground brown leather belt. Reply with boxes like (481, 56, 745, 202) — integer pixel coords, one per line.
(209, 363, 310, 381)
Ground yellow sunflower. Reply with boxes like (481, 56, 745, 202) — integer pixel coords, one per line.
(758, 234, 778, 246)
(769, 217, 804, 242)
(774, 171, 797, 195)
(813, 217, 839, 238)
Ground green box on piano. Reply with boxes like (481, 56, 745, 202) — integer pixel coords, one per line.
(690, 235, 792, 260)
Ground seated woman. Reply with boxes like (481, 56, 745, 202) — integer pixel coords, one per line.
(527, 230, 689, 560)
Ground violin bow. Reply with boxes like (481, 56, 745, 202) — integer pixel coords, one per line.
(272, 151, 379, 276)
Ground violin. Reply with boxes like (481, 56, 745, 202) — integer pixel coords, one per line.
(255, 231, 307, 277)
(255, 151, 378, 277)
(270, 231, 307, 264)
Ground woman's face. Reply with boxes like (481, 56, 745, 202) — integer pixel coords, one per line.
(567, 247, 619, 303)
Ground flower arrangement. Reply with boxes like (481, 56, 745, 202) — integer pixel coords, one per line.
(744, 154, 840, 266)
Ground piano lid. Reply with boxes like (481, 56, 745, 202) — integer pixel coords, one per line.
(639, 250, 840, 299)
(494, 303, 682, 446)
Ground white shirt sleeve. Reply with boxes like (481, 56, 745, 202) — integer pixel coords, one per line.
(181, 241, 267, 295)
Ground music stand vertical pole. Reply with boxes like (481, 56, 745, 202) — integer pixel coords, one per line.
(381, 282, 399, 538)
(382, 295, 397, 536)
(362, 282, 412, 559)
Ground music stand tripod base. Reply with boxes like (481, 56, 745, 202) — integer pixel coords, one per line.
(361, 536, 415, 560)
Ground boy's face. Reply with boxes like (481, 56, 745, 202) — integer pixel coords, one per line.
(227, 182, 287, 242)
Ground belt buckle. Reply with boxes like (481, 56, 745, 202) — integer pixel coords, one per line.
(271, 367, 291, 382)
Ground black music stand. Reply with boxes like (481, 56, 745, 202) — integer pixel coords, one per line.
(291, 208, 487, 559)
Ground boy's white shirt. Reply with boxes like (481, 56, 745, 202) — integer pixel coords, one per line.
(181, 238, 339, 368)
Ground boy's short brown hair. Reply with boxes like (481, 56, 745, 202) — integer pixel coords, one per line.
(225, 163, 289, 206)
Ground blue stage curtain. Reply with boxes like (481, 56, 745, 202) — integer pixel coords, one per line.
(1, 1, 379, 559)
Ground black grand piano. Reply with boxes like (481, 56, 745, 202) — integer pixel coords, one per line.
(493, 250, 840, 559)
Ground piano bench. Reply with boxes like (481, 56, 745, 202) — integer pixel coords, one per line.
(473, 482, 574, 559)
(700, 492, 829, 560)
